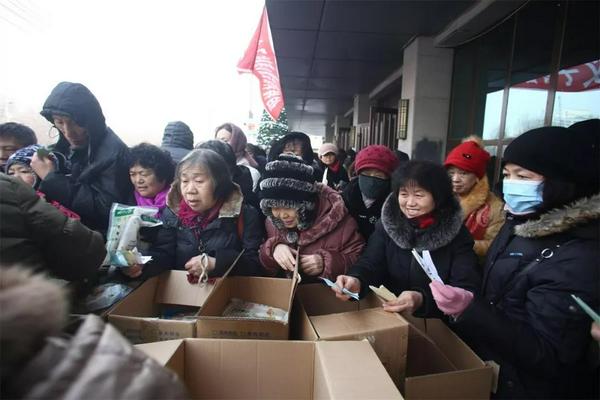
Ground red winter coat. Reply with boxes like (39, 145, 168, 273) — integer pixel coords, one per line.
(260, 184, 365, 281)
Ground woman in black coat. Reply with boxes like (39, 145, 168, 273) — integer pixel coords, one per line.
(430, 125, 600, 399)
(139, 149, 264, 279)
(333, 161, 480, 318)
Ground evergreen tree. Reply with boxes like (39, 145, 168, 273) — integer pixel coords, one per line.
(257, 108, 289, 148)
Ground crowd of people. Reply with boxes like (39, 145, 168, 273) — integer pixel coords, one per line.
(1, 81, 599, 399)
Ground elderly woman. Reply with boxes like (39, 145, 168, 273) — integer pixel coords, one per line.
(429, 125, 599, 398)
(333, 161, 480, 318)
(215, 122, 261, 190)
(444, 137, 504, 259)
(259, 154, 364, 282)
(129, 143, 175, 216)
(127, 149, 264, 280)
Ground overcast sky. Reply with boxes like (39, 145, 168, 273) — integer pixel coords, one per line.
(0, 0, 266, 146)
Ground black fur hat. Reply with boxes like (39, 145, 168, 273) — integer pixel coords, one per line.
(260, 153, 318, 232)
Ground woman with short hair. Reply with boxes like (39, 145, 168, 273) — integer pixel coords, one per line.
(333, 160, 480, 318)
(129, 143, 175, 217)
(131, 149, 264, 279)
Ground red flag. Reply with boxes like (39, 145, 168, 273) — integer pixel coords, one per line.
(237, 7, 284, 121)
(514, 60, 600, 92)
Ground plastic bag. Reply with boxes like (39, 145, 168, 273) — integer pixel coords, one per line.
(85, 283, 132, 311)
(221, 298, 288, 323)
(104, 203, 162, 267)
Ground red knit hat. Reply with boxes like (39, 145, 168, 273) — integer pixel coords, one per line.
(444, 138, 490, 178)
(354, 145, 399, 176)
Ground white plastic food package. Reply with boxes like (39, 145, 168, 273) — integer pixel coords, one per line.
(103, 203, 163, 267)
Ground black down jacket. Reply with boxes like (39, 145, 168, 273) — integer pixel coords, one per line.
(347, 193, 480, 318)
(342, 177, 388, 240)
(39, 82, 132, 234)
(144, 185, 264, 278)
(453, 194, 600, 399)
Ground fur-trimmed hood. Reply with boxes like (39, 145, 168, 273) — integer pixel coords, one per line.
(166, 182, 243, 218)
(381, 193, 464, 251)
(0, 267, 68, 379)
(515, 193, 600, 238)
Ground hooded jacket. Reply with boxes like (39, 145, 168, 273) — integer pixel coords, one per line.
(0, 267, 188, 399)
(260, 184, 365, 281)
(39, 82, 132, 234)
(347, 193, 480, 318)
(268, 131, 323, 181)
(0, 174, 105, 281)
(458, 176, 505, 259)
(145, 184, 264, 278)
(162, 121, 194, 163)
(453, 194, 600, 399)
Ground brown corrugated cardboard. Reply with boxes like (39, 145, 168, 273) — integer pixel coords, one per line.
(196, 274, 298, 340)
(137, 339, 402, 399)
(400, 313, 494, 400)
(107, 270, 215, 343)
(293, 284, 409, 387)
(295, 284, 493, 399)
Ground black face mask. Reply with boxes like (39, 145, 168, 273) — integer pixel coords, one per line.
(358, 175, 390, 199)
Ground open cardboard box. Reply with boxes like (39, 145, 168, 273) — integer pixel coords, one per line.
(137, 338, 402, 399)
(398, 313, 493, 399)
(196, 265, 299, 340)
(292, 283, 409, 387)
(294, 284, 493, 399)
(108, 270, 215, 344)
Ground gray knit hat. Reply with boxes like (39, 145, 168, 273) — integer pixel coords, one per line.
(260, 153, 318, 235)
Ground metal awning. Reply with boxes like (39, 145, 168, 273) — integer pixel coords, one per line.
(266, 0, 477, 135)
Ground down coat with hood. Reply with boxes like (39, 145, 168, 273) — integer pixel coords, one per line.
(39, 82, 132, 234)
(0, 267, 188, 399)
(144, 184, 264, 278)
(260, 184, 365, 282)
(347, 193, 480, 318)
(452, 194, 600, 399)
(0, 174, 105, 281)
(161, 121, 194, 163)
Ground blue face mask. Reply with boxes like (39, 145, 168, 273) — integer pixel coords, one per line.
(502, 179, 544, 215)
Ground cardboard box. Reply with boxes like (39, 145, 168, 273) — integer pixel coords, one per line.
(294, 284, 493, 399)
(108, 270, 215, 344)
(399, 313, 493, 400)
(137, 338, 402, 399)
(196, 273, 298, 340)
(292, 284, 409, 387)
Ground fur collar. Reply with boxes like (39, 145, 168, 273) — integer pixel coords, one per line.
(515, 193, 600, 238)
(166, 183, 243, 218)
(381, 193, 464, 251)
(459, 176, 490, 218)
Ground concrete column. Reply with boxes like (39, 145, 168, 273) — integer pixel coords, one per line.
(399, 37, 453, 163)
(353, 93, 370, 126)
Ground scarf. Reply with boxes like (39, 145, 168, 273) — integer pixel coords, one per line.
(408, 212, 435, 229)
(328, 160, 341, 173)
(178, 198, 224, 231)
(134, 188, 169, 215)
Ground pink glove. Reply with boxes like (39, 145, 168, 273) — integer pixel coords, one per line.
(429, 281, 474, 317)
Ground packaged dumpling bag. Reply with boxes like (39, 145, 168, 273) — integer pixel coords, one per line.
(103, 203, 163, 267)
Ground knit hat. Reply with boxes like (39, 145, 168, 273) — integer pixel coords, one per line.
(444, 137, 490, 178)
(318, 143, 338, 157)
(355, 145, 400, 176)
(260, 153, 319, 233)
(503, 126, 599, 189)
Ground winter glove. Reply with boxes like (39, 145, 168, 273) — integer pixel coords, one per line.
(429, 280, 474, 317)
